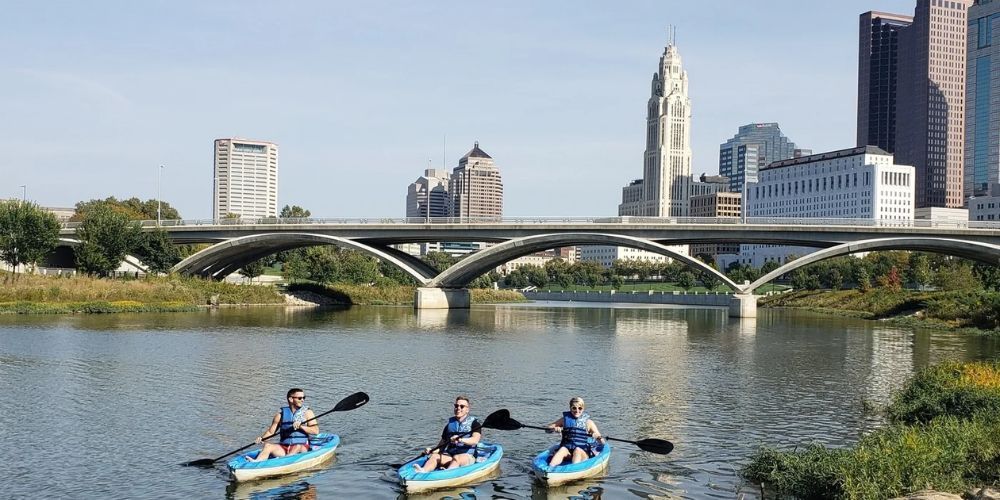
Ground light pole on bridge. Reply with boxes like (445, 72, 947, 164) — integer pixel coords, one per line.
(18, 185, 25, 203)
(157, 165, 164, 226)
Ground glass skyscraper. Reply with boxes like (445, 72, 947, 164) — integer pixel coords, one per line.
(966, 0, 1000, 199)
(718, 123, 808, 193)
(857, 12, 913, 153)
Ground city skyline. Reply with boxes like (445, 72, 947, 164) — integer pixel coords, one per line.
(2, 0, 915, 218)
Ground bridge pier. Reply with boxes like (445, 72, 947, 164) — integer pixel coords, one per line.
(728, 294, 758, 318)
(414, 287, 471, 310)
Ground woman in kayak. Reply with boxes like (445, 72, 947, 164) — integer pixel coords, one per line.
(546, 397, 604, 466)
(413, 395, 483, 472)
(250, 388, 318, 462)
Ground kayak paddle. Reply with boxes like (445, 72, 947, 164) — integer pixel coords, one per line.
(182, 391, 370, 467)
(483, 410, 674, 455)
(390, 408, 508, 469)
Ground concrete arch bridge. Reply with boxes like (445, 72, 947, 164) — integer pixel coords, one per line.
(135, 217, 1000, 317)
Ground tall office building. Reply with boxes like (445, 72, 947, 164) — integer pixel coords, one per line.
(966, 0, 1000, 199)
(858, 11, 914, 153)
(213, 138, 279, 220)
(858, 1, 971, 208)
(618, 31, 692, 216)
(450, 142, 503, 218)
(406, 168, 451, 219)
(896, 0, 971, 208)
(718, 123, 809, 193)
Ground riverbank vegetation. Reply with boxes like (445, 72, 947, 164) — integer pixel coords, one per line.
(761, 289, 1000, 331)
(741, 361, 1000, 499)
(286, 283, 525, 305)
(0, 273, 284, 313)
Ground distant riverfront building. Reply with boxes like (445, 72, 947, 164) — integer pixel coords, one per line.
(618, 31, 692, 217)
(406, 168, 451, 219)
(857, 1, 971, 208)
(739, 146, 915, 266)
(213, 138, 278, 220)
(450, 142, 503, 219)
(966, 0, 1000, 199)
(718, 123, 809, 194)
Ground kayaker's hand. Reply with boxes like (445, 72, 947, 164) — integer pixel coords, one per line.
(548, 425, 561, 434)
(422, 447, 432, 456)
(255, 435, 263, 444)
(292, 421, 302, 430)
(450, 435, 461, 444)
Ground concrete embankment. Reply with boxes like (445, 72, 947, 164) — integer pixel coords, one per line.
(523, 290, 732, 307)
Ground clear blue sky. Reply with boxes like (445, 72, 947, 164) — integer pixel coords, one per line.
(1, 0, 916, 218)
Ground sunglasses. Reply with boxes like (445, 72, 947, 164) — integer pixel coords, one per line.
(454, 404, 468, 409)
(571, 406, 584, 410)
(291, 396, 306, 400)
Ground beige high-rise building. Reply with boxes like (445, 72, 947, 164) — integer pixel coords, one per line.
(213, 138, 278, 220)
(619, 30, 693, 217)
(450, 142, 503, 219)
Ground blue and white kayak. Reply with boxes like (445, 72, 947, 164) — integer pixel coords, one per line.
(397, 442, 503, 494)
(531, 441, 610, 486)
(227, 433, 340, 482)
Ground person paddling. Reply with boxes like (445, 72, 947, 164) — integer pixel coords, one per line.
(546, 397, 604, 466)
(249, 388, 318, 462)
(412, 396, 483, 472)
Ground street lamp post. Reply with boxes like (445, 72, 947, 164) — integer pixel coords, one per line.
(18, 185, 26, 203)
(157, 165, 164, 226)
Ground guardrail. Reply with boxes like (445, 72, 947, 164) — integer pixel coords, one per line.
(58, 216, 1000, 230)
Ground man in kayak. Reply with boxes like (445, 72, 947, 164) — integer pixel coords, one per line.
(250, 388, 318, 462)
(412, 395, 482, 471)
(546, 396, 604, 466)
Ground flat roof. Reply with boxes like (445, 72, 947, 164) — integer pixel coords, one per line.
(762, 145, 891, 171)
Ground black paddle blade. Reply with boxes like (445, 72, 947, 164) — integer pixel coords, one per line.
(482, 409, 523, 431)
(181, 458, 217, 467)
(334, 391, 369, 412)
(635, 438, 674, 455)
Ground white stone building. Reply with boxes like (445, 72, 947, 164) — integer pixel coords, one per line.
(579, 245, 687, 269)
(739, 146, 915, 266)
(213, 138, 278, 220)
(618, 31, 692, 217)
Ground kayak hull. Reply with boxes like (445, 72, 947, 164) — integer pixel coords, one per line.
(397, 443, 503, 494)
(531, 442, 611, 487)
(227, 433, 340, 482)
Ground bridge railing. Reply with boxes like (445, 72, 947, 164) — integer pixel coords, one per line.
(58, 216, 1000, 230)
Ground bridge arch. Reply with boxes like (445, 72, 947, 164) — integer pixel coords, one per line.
(745, 237, 1000, 294)
(429, 233, 740, 290)
(171, 233, 432, 284)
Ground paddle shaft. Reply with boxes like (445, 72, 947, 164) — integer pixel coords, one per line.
(507, 422, 672, 453)
(204, 405, 341, 464)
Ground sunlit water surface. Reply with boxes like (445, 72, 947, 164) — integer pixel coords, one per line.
(2, 302, 998, 499)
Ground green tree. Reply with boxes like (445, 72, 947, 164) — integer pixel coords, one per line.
(544, 258, 573, 287)
(974, 262, 1000, 292)
(826, 268, 844, 290)
(760, 260, 781, 276)
(908, 253, 932, 289)
(934, 260, 979, 291)
(856, 266, 872, 293)
(241, 259, 266, 282)
(72, 196, 181, 221)
(422, 251, 457, 272)
(132, 230, 181, 274)
(339, 250, 380, 284)
(378, 259, 417, 285)
(677, 271, 695, 290)
(74, 205, 142, 276)
(522, 265, 548, 288)
(0, 200, 61, 275)
(280, 205, 312, 218)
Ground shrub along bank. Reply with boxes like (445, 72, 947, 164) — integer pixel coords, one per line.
(0, 274, 284, 313)
(287, 283, 526, 305)
(741, 361, 1000, 499)
(760, 289, 1000, 332)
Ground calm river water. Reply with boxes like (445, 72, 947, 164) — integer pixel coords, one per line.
(2, 302, 999, 499)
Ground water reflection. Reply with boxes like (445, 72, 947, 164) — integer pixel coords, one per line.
(226, 478, 317, 500)
(3, 304, 1000, 498)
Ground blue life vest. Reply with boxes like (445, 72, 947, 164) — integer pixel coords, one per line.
(444, 416, 478, 455)
(560, 411, 591, 450)
(279, 406, 310, 446)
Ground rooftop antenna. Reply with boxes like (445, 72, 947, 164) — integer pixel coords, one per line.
(442, 135, 447, 169)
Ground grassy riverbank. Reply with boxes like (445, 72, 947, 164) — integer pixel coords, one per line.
(759, 289, 1000, 332)
(741, 361, 1000, 499)
(0, 274, 285, 313)
(287, 283, 526, 305)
